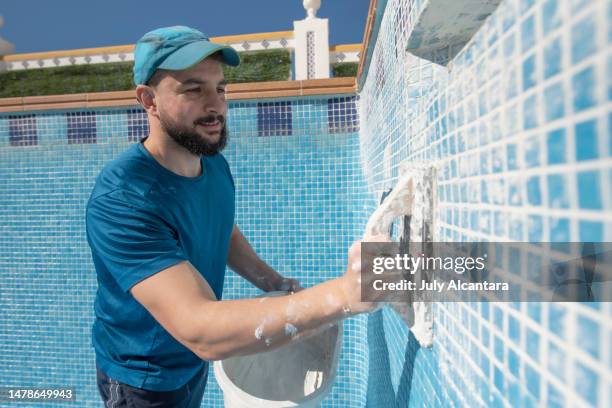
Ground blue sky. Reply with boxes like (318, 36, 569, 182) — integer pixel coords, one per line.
(0, 0, 370, 54)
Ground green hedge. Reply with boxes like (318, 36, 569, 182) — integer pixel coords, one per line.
(223, 49, 291, 83)
(332, 62, 358, 78)
(0, 62, 134, 98)
(0, 49, 292, 98)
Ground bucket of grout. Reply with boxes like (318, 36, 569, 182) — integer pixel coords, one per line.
(213, 291, 343, 407)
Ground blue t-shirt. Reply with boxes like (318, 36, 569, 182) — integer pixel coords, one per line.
(86, 140, 235, 391)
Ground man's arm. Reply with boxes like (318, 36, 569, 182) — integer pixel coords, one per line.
(227, 225, 300, 292)
(130, 240, 372, 361)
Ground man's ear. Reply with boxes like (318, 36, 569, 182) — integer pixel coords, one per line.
(135, 85, 156, 113)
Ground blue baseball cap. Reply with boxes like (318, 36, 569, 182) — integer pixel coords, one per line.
(133, 26, 240, 85)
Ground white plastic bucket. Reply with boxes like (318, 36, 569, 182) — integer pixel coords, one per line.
(213, 292, 343, 407)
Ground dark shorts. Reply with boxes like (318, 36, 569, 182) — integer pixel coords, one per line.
(96, 363, 208, 408)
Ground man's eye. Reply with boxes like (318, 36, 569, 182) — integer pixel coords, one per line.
(217, 88, 226, 94)
(186, 88, 200, 93)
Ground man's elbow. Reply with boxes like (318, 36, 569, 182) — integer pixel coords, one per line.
(191, 340, 230, 362)
(179, 318, 232, 361)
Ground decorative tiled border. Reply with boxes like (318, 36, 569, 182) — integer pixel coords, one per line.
(0, 32, 295, 71)
(330, 44, 362, 63)
(0, 30, 361, 71)
(0, 95, 359, 145)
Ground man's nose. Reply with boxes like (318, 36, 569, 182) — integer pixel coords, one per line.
(204, 91, 225, 114)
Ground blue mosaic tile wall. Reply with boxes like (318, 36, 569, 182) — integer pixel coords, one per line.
(359, 0, 611, 407)
(0, 96, 370, 407)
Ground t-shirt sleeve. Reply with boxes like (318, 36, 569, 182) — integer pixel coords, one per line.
(86, 189, 188, 293)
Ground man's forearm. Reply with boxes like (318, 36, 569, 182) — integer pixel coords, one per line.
(227, 225, 284, 291)
(191, 277, 351, 360)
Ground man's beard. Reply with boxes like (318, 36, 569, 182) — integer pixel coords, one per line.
(158, 110, 227, 156)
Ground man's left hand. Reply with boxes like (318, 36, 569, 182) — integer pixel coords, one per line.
(270, 277, 304, 293)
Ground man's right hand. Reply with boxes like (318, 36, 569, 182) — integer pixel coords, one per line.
(339, 235, 390, 315)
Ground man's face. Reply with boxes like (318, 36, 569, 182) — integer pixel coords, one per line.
(153, 57, 228, 156)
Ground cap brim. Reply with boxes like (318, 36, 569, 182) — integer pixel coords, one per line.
(158, 40, 240, 70)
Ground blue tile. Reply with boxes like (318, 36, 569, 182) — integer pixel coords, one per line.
(522, 15, 536, 52)
(575, 362, 599, 406)
(572, 67, 596, 112)
(609, 56, 612, 101)
(549, 217, 570, 242)
(8, 114, 38, 146)
(547, 174, 570, 208)
(527, 302, 541, 323)
(576, 315, 600, 358)
(481, 179, 489, 203)
(577, 171, 602, 209)
(127, 109, 147, 142)
(449, 134, 457, 154)
(569, 0, 590, 12)
(524, 363, 541, 398)
(507, 143, 518, 170)
(544, 82, 565, 121)
(579, 220, 604, 241)
(571, 14, 597, 64)
(609, 113, 612, 155)
(481, 302, 490, 320)
(508, 315, 521, 344)
(494, 366, 506, 394)
(523, 135, 540, 168)
(257, 101, 293, 136)
(493, 305, 504, 331)
(528, 215, 543, 242)
(543, 38, 562, 79)
(507, 347, 520, 377)
(507, 380, 521, 407)
(506, 68, 519, 100)
(542, 0, 561, 35)
(494, 335, 504, 362)
(509, 247, 522, 275)
(523, 54, 537, 90)
(523, 94, 538, 129)
(508, 179, 522, 206)
(547, 128, 566, 164)
(547, 341, 565, 381)
(457, 130, 466, 152)
(481, 324, 490, 349)
(504, 33, 516, 58)
(525, 328, 540, 360)
(492, 147, 504, 173)
(521, 0, 535, 12)
(527, 176, 542, 205)
(328, 97, 358, 134)
(575, 119, 598, 161)
(66, 112, 96, 144)
(547, 382, 564, 408)
(548, 304, 566, 337)
(609, 1, 612, 42)
(480, 150, 490, 174)
(503, 1, 517, 32)
(493, 211, 508, 238)
(527, 253, 543, 284)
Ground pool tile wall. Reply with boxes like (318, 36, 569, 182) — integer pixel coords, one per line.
(359, 0, 611, 406)
(0, 95, 370, 407)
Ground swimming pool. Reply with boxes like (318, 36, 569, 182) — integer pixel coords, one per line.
(1, 0, 611, 406)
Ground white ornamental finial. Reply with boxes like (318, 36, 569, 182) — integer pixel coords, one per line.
(303, 0, 321, 19)
(0, 14, 15, 56)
